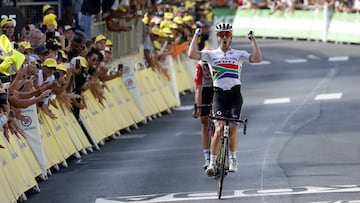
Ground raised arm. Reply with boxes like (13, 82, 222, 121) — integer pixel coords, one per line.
(187, 28, 202, 60)
(248, 31, 262, 63)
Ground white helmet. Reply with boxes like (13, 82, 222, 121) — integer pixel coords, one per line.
(215, 22, 233, 32)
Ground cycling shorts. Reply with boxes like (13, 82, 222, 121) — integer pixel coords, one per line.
(200, 86, 214, 117)
(212, 85, 243, 119)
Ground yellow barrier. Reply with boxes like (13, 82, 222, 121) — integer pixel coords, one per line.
(80, 90, 112, 144)
(39, 111, 67, 168)
(149, 68, 178, 109)
(135, 69, 160, 117)
(55, 101, 92, 153)
(0, 133, 38, 201)
(106, 78, 145, 124)
(43, 106, 78, 160)
(172, 54, 193, 93)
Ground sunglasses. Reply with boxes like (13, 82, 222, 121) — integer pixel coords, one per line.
(90, 57, 98, 62)
(217, 31, 232, 38)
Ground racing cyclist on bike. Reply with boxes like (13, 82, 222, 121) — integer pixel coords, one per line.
(192, 60, 214, 170)
(188, 22, 262, 176)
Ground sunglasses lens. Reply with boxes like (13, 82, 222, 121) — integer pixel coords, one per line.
(218, 31, 232, 38)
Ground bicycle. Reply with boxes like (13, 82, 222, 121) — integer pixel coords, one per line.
(208, 115, 248, 199)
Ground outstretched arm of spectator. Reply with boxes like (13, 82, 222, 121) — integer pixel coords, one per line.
(9, 89, 52, 109)
(98, 66, 123, 82)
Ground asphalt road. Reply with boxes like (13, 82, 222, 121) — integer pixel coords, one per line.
(25, 39, 360, 203)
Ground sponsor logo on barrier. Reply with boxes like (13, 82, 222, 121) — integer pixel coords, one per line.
(124, 66, 130, 74)
(20, 116, 32, 127)
(125, 78, 135, 89)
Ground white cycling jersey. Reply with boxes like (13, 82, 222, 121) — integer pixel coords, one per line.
(200, 47, 251, 90)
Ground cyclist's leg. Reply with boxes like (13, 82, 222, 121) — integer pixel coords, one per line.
(206, 87, 225, 175)
(200, 116, 210, 168)
(211, 87, 226, 156)
(228, 85, 243, 151)
(229, 85, 243, 172)
(200, 86, 214, 167)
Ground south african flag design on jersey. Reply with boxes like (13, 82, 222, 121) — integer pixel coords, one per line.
(212, 63, 239, 80)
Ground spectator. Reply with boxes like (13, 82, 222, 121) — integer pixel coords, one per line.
(43, 4, 55, 16)
(58, 50, 68, 63)
(103, 0, 133, 32)
(0, 18, 16, 41)
(33, 45, 49, 64)
(67, 56, 88, 120)
(37, 58, 57, 119)
(67, 31, 86, 61)
(28, 28, 44, 48)
(94, 34, 107, 52)
(18, 41, 33, 55)
(45, 39, 60, 59)
(102, 47, 113, 65)
(43, 13, 58, 42)
(63, 25, 75, 52)
(78, 0, 105, 39)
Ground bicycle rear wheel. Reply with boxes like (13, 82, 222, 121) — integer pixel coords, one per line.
(217, 137, 228, 199)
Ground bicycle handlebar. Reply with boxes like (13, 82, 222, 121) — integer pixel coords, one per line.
(209, 115, 248, 135)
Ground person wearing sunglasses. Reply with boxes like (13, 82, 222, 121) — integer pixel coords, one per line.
(1, 18, 16, 42)
(188, 22, 262, 177)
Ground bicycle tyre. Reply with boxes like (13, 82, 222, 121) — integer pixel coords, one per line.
(217, 136, 228, 199)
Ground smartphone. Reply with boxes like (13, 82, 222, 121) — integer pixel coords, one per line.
(46, 31, 55, 41)
(75, 59, 80, 69)
(54, 71, 60, 80)
(118, 64, 123, 71)
(0, 92, 8, 105)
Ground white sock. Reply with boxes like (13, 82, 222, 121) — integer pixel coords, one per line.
(210, 155, 217, 165)
(203, 149, 210, 161)
(229, 151, 237, 159)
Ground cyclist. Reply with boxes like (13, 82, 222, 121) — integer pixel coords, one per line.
(188, 22, 262, 176)
(192, 60, 214, 170)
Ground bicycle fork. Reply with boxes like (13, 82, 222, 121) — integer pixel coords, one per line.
(222, 124, 230, 171)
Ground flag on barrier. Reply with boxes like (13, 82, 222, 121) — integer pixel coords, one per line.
(18, 104, 47, 176)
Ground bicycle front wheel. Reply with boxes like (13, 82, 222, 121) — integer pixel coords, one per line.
(217, 136, 228, 199)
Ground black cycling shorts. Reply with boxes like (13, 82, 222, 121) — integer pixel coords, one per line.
(212, 85, 243, 119)
(200, 86, 214, 117)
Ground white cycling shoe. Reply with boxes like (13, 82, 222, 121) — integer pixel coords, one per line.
(229, 158, 238, 173)
(205, 163, 215, 177)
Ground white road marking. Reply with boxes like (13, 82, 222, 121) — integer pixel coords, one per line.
(250, 60, 271, 65)
(328, 56, 349, 62)
(258, 188, 293, 193)
(286, 59, 308, 63)
(264, 98, 290, 104)
(174, 105, 193, 111)
(307, 54, 321, 60)
(95, 185, 360, 203)
(314, 93, 343, 100)
(117, 134, 147, 139)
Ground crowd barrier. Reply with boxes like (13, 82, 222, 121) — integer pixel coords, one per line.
(0, 40, 196, 203)
(232, 8, 360, 44)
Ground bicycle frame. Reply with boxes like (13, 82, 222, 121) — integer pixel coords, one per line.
(209, 115, 247, 199)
